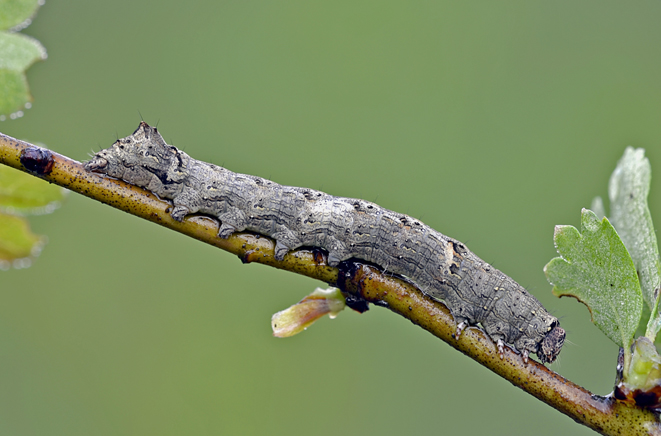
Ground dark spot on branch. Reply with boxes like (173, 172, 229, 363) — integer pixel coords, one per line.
(344, 293, 369, 313)
(20, 147, 54, 175)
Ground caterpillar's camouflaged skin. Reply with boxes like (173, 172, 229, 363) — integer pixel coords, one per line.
(86, 122, 565, 363)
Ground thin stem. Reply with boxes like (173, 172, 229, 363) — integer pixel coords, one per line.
(0, 131, 658, 435)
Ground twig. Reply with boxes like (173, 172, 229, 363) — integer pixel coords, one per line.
(1, 130, 658, 435)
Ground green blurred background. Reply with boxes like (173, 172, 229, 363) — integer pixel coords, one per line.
(3, 1, 661, 434)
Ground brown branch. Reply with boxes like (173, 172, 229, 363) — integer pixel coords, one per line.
(1, 131, 659, 435)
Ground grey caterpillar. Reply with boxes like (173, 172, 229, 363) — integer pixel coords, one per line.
(85, 122, 565, 364)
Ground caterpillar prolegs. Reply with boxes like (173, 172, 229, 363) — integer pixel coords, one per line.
(85, 122, 565, 364)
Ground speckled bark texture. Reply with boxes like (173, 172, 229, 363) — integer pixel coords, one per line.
(85, 122, 565, 363)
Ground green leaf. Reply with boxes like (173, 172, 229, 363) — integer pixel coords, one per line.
(0, 0, 42, 31)
(0, 22, 47, 117)
(544, 208, 643, 351)
(0, 211, 45, 269)
(0, 164, 66, 215)
(0, 32, 46, 71)
(0, 160, 65, 270)
(0, 68, 30, 117)
(608, 147, 661, 337)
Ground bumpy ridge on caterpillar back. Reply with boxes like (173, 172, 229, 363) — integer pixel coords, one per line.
(85, 122, 565, 364)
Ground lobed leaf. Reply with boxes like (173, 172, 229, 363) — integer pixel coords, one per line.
(0, 165, 66, 215)
(608, 147, 661, 337)
(0, 15, 47, 117)
(0, 211, 45, 269)
(0, 0, 42, 31)
(545, 208, 643, 351)
(0, 32, 45, 71)
(0, 68, 30, 115)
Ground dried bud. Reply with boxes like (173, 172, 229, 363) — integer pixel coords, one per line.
(271, 287, 346, 338)
(614, 337, 661, 410)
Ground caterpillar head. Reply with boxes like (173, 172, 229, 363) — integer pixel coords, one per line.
(537, 323, 565, 364)
(85, 122, 185, 187)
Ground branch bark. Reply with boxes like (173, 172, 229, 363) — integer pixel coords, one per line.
(1, 130, 659, 435)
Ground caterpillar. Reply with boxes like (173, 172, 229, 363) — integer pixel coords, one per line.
(85, 122, 565, 364)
